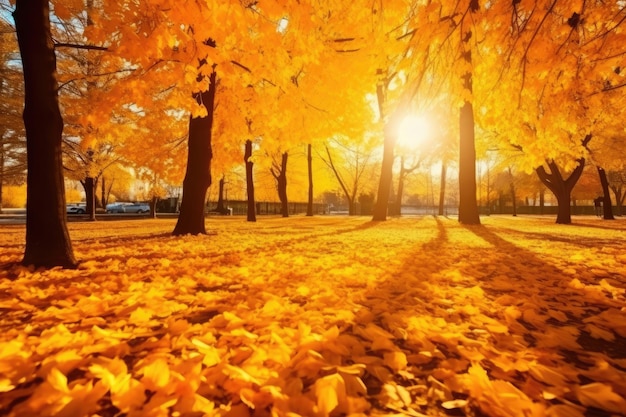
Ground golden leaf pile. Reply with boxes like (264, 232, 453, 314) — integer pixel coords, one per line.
(1, 216, 625, 416)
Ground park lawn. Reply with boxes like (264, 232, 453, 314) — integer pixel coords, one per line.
(1, 215, 625, 417)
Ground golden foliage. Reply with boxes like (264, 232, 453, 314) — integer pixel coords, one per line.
(1, 216, 626, 416)
(1, 185, 26, 208)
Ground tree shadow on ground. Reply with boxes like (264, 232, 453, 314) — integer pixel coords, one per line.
(346, 216, 626, 416)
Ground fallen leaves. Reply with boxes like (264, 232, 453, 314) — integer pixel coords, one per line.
(1, 215, 626, 416)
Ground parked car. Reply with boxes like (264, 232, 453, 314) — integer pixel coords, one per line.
(124, 202, 151, 213)
(66, 203, 86, 214)
(105, 203, 125, 213)
(106, 202, 150, 214)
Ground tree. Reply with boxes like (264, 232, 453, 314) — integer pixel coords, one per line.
(477, 0, 626, 224)
(270, 152, 289, 217)
(608, 170, 626, 216)
(456, 0, 481, 224)
(0, 16, 26, 213)
(597, 167, 615, 220)
(306, 143, 313, 216)
(99, 163, 134, 206)
(214, 174, 228, 215)
(173, 68, 217, 235)
(13, 0, 76, 267)
(536, 138, 589, 224)
(244, 139, 256, 222)
(438, 163, 447, 216)
(393, 154, 421, 216)
(321, 137, 377, 216)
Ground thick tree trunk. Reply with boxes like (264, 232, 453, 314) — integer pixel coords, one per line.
(597, 167, 615, 220)
(173, 69, 216, 235)
(244, 140, 256, 222)
(458, 30, 480, 225)
(458, 100, 480, 224)
(438, 162, 447, 216)
(536, 159, 586, 224)
(372, 123, 396, 221)
(307, 143, 313, 216)
(14, 0, 76, 268)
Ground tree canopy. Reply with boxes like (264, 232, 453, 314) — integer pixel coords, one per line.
(2, 0, 626, 263)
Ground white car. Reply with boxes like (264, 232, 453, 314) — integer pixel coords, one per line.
(106, 202, 150, 214)
(66, 203, 86, 214)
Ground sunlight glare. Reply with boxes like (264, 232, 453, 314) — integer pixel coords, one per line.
(397, 115, 431, 150)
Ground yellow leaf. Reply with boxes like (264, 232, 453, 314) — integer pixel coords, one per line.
(47, 367, 68, 393)
(191, 338, 221, 367)
(129, 307, 153, 323)
(585, 324, 615, 341)
(383, 351, 408, 371)
(569, 278, 585, 289)
(575, 383, 626, 413)
(546, 404, 586, 417)
(442, 399, 468, 409)
(0, 377, 14, 393)
(528, 364, 570, 386)
(141, 358, 171, 389)
(315, 373, 345, 414)
(547, 310, 568, 323)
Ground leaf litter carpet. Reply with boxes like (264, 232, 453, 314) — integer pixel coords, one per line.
(1, 215, 625, 417)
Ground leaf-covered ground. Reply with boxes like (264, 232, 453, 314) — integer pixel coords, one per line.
(1, 215, 625, 417)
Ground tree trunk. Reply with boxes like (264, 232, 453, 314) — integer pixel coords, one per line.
(536, 159, 586, 224)
(150, 195, 158, 219)
(173, 69, 216, 235)
(216, 175, 227, 214)
(395, 176, 404, 216)
(84, 176, 96, 221)
(244, 140, 256, 222)
(438, 162, 447, 216)
(323, 144, 358, 216)
(307, 143, 313, 216)
(394, 165, 406, 217)
(609, 184, 623, 216)
(100, 176, 106, 208)
(597, 167, 615, 220)
(539, 189, 545, 214)
(348, 198, 356, 215)
(271, 152, 289, 218)
(372, 118, 400, 221)
(510, 182, 517, 217)
(278, 153, 288, 217)
(0, 147, 4, 213)
(458, 30, 480, 225)
(14, 0, 76, 268)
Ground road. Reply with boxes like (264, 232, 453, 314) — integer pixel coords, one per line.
(0, 210, 178, 225)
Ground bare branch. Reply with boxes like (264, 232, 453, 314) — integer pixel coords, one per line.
(54, 42, 108, 51)
(231, 60, 252, 73)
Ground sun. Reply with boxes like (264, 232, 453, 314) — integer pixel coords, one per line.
(397, 115, 432, 150)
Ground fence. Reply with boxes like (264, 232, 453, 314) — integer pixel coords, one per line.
(206, 200, 329, 216)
